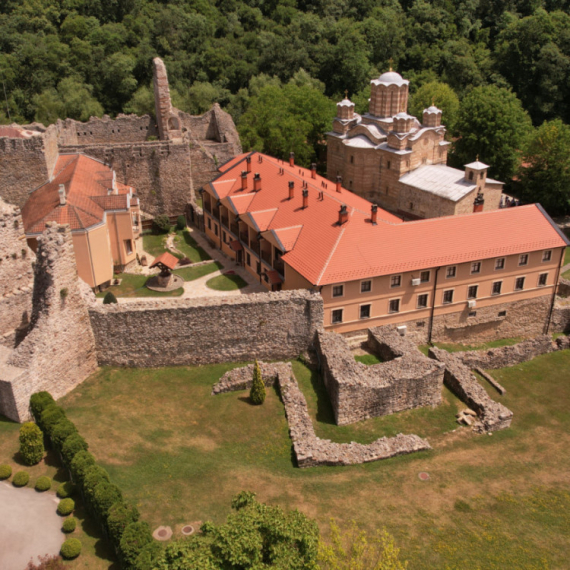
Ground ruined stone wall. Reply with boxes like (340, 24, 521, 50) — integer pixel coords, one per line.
(89, 290, 323, 368)
(551, 298, 570, 333)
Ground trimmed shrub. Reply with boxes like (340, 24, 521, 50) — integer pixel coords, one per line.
(152, 214, 171, 234)
(61, 433, 88, 466)
(57, 481, 76, 499)
(35, 476, 52, 492)
(60, 538, 82, 560)
(0, 464, 12, 480)
(30, 392, 55, 426)
(82, 465, 110, 509)
(70, 451, 96, 485)
(119, 521, 153, 567)
(62, 516, 77, 533)
(250, 359, 266, 405)
(103, 291, 118, 304)
(40, 405, 66, 438)
(19, 422, 44, 465)
(13, 471, 30, 487)
(57, 498, 75, 516)
(51, 418, 77, 452)
(107, 501, 140, 547)
(93, 481, 123, 521)
(135, 540, 164, 570)
(176, 215, 186, 231)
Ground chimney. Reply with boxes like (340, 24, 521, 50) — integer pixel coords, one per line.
(311, 163, 317, 179)
(58, 184, 66, 206)
(473, 193, 484, 213)
(371, 203, 378, 225)
(241, 171, 248, 191)
(288, 181, 295, 200)
(289, 152, 295, 167)
(338, 205, 348, 225)
(302, 189, 308, 209)
(336, 175, 342, 193)
(253, 173, 261, 192)
(246, 156, 252, 173)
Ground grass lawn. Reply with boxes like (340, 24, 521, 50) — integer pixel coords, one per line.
(95, 273, 183, 298)
(174, 261, 223, 282)
(418, 336, 524, 355)
(206, 273, 248, 291)
(564, 246, 570, 266)
(174, 230, 211, 263)
(142, 232, 169, 258)
(4, 348, 561, 569)
(354, 353, 382, 366)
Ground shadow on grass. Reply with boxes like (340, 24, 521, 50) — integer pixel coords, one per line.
(306, 365, 336, 426)
(43, 450, 68, 483)
(0, 414, 18, 426)
(238, 396, 255, 406)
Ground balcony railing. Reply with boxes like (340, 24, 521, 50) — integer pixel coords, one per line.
(221, 216, 229, 228)
(212, 208, 220, 218)
(250, 241, 260, 255)
(261, 250, 271, 264)
(230, 222, 239, 235)
(240, 232, 249, 244)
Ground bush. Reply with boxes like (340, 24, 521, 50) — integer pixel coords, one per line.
(40, 405, 66, 438)
(19, 422, 44, 465)
(35, 476, 52, 492)
(107, 501, 140, 547)
(179, 256, 191, 266)
(152, 214, 171, 234)
(13, 471, 30, 487)
(57, 481, 76, 498)
(93, 481, 123, 521)
(0, 464, 12, 480)
(61, 433, 88, 466)
(62, 516, 77, 533)
(30, 392, 55, 425)
(70, 451, 96, 485)
(60, 538, 82, 560)
(51, 418, 77, 452)
(57, 498, 75, 516)
(135, 540, 164, 570)
(24, 554, 65, 569)
(176, 215, 186, 230)
(120, 521, 153, 567)
(250, 359, 266, 405)
(83, 465, 110, 508)
(103, 291, 118, 304)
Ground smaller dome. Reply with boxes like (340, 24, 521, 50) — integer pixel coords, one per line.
(337, 98, 354, 107)
(378, 71, 403, 83)
(424, 105, 442, 114)
(395, 112, 409, 119)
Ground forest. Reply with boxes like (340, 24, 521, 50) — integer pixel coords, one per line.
(1, 0, 570, 213)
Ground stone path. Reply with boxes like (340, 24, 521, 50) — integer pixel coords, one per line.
(0, 482, 64, 570)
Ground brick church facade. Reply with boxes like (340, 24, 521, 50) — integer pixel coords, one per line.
(326, 71, 504, 220)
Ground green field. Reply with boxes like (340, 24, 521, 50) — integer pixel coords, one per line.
(206, 273, 248, 290)
(174, 230, 211, 263)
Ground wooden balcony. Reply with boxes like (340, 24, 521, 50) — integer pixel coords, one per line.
(230, 222, 239, 235)
(221, 216, 229, 228)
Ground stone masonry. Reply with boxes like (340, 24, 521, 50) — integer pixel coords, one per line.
(213, 362, 431, 468)
(316, 328, 444, 425)
(0, 223, 98, 422)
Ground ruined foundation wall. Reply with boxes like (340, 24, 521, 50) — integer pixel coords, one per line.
(89, 290, 324, 368)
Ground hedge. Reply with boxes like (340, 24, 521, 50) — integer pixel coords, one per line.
(30, 391, 56, 429)
(61, 433, 88, 466)
(57, 498, 75, 516)
(19, 422, 44, 465)
(60, 538, 82, 560)
(107, 502, 140, 548)
(57, 481, 76, 499)
(0, 464, 12, 480)
(70, 450, 96, 485)
(119, 521, 153, 568)
(39, 405, 66, 438)
(13, 471, 30, 487)
(35, 476, 52, 492)
(62, 516, 77, 533)
(51, 418, 77, 452)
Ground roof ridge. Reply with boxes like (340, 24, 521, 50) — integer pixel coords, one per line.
(315, 224, 347, 286)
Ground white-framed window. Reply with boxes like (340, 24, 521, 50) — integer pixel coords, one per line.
(332, 284, 344, 298)
(360, 280, 372, 293)
(519, 253, 529, 266)
(492, 281, 502, 295)
(388, 298, 400, 313)
(331, 308, 343, 324)
(442, 289, 454, 304)
(495, 257, 505, 270)
(538, 273, 548, 286)
(471, 261, 481, 274)
(446, 266, 457, 279)
(467, 285, 478, 299)
(417, 293, 428, 309)
(542, 250, 552, 262)
(390, 275, 402, 288)
(360, 304, 371, 319)
(514, 276, 525, 291)
(420, 270, 430, 283)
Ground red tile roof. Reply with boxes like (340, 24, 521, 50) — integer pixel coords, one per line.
(150, 252, 179, 270)
(22, 154, 136, 234)
(208, 152, 568, 286)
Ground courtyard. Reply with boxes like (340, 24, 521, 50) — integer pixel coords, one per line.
(2, 348, 569, 568)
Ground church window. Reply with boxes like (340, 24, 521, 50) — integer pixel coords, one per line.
(387, 161, 391, 169)
(469, 171, 474, 181)
(480, 172, 484, 180)
(349, 180, 353, 188)
(350, 155, 354, 164)
(409, 202, 414, 210)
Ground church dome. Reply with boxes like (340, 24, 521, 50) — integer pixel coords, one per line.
(375, 71, 409, 86)
(424, 105, 442, 114)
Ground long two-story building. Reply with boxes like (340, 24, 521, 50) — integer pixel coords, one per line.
(201, 151, 568, 342)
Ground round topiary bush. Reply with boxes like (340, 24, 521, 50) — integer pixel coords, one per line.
(19, 422, 44, 465)
(51, 418, 77, 453)
(40, 405, 66, 438)
(62, 516, 77, 533)
(12, 471, 30, 487)
(57, 498, 75, 516)
(60, 538, 82, 560)
(0, 464, 12, 480)
(103, 291, 118, 304)
(35, 476, 51, 492)
(30, 391, 55, 425)
(61, 433, 88, 466)
(176, 215, 186, 231)
(57, 481, 76, 499)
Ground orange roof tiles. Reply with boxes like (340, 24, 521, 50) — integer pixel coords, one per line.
(208, 152, 568, 286)
(150, 252, 179, 270)
(22, 154, 136, 234)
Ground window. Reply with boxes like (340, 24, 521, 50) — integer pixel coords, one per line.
(124, 239, 133, 255)
(420, 270, 430, 283)
(409, 202, 414, 210)
(360, 280, 372, 293)
(256, 261, 261, 274)
(468, 311, 477, 317)
(498, 310, 507, 317)
(538, 273, 548, 286)
(331, 309, 343, 324)
(222, 231, 227, 244)
(471, 262, 481, 274)
(542, 250, 552, 262)
(360, 304, 371, 319)
(207, 217, 212, 230)
(495, 257, 505, 270)
(446, 266, 456, 279)
(467, 285, 478, 299)
(387, 160, 391, 170)
(214, 224, 218, 236)
(417, 294, 428, 309)
(390, 275, 401, 288)
(332, 285, 344, 297)
(492, 281, 502, 295)
(469, 171, 473, 181)
(350, 155, 354, 164)
(519, 254, 529, 266)
(246, 253, 251, 266)
(389, 299, 400, 313)
(515, 276, 525, 291)
(443, 290, 454, 304)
